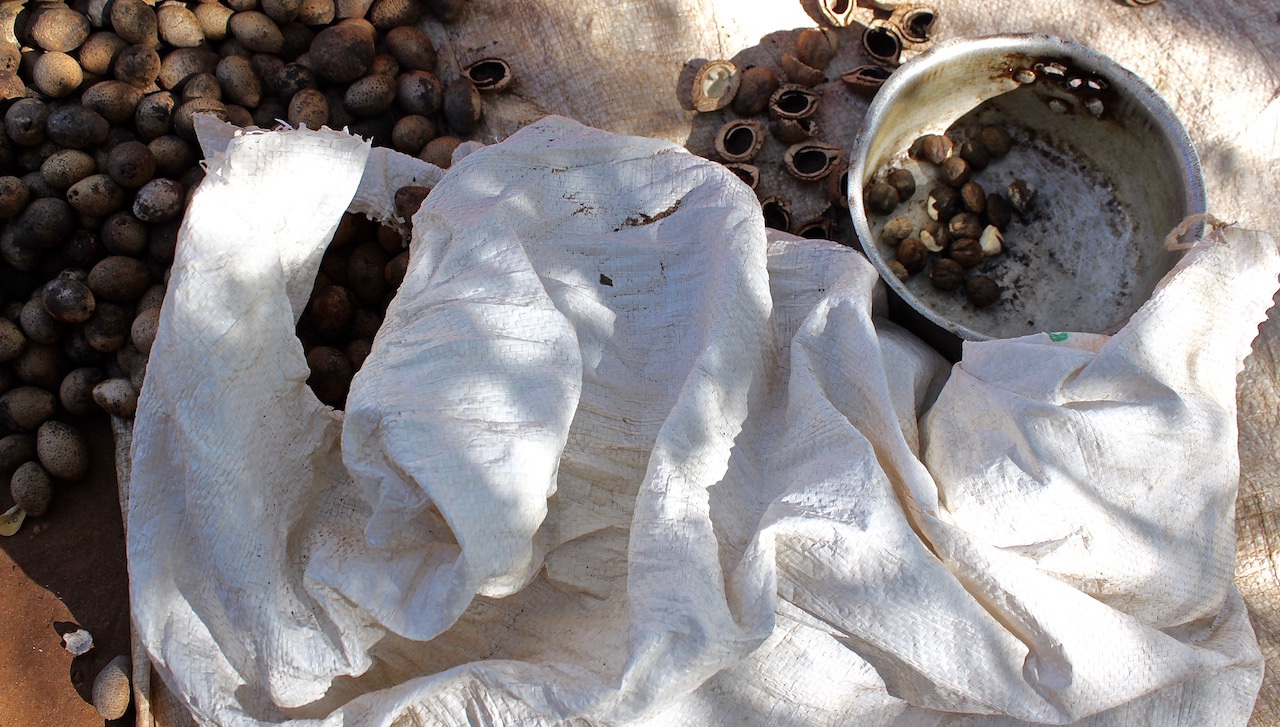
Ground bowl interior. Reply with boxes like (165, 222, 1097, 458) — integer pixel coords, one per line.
(852, 35, 1204, 340)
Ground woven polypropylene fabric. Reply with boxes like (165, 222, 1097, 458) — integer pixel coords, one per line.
(121, 117, 1278, 726)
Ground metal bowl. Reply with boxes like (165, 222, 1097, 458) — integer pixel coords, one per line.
(849, 34, 1204, 358)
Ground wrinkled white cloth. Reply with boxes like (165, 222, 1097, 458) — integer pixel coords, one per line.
(129, 117, 1274, 726)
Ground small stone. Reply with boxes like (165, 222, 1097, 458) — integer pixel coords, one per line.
(62, 628, 93, 656)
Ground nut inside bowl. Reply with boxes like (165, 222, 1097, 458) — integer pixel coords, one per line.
(850, 34, 1204, 354)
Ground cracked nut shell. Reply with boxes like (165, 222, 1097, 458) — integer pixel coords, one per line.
(948, 212, 984, 240)
(780, 53, 822, 87)
(714, 119, 764, 163)
(691, 59, 739, 113)
(795, 27, 838, 70)
(768, 84, 818, 120)
(732, 65, 779, 116)
(841, 65, 891, 97)
(784, 141, 841, 182)
(768, 116, 816, 144)
(464, 58, 511, 93)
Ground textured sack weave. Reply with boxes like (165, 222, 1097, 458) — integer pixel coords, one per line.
(127, 118, 1275, 726)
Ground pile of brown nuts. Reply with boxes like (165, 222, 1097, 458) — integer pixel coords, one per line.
(865, 125, 1037, 309)
(0, 0, 512, 522)
(295, 183, 426, 408)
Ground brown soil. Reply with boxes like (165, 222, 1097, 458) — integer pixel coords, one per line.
(0, 413, 133, 726)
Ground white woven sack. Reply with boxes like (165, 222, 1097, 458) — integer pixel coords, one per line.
(127, 116, 1275, 726)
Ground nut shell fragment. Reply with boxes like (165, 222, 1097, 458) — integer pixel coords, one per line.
(780, 53, 822, 87)
(691, 60, 739, 113)
(768, 116, 816, 144)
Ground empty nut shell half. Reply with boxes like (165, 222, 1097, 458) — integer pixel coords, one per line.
(768, 84, 818, 120)
(794, 217, 834, 240)
(714, 119, 764, 163)
(463, 58, 511, 93)
(691, 59, 739, 113)
(780, 53, 822, 87)
(768, 117, 817, 144)
(862, 21, 902, 66)
(722, 163, 759, 191)
(890, 5, 939, 49)
(841, 65, 892, 97)
(760, 196, 791, 232)
(783, 141, 841, 182)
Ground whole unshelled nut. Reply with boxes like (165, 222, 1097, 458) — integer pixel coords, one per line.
(940, 157, 971, 188)
(960, 181, 985, 214)
(881, 215, 912, 246)
(929, 258, 964, 291)
(910, 133, 952, 165)
(978, 125, 1012, 157)
(885, 168, 915, 201)
(965, 275, 1001, 308)
(896, 237, 926, 273)
(986, 193, 1013, 230)
(958, 141, 989, 171)
(948, 237, 983, 268)
(864, 182, 899, 215)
